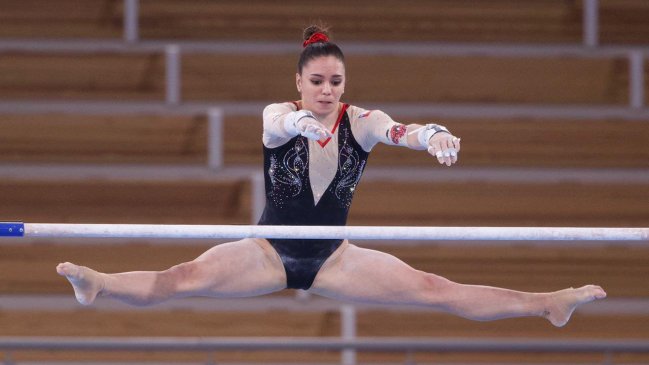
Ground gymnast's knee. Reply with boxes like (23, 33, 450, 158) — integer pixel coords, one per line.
(419, 272, 459, 306)
(161, 260, 206, 295)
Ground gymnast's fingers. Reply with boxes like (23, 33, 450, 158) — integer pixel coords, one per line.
(427, 145, 446, 165)
(439, 136, 460, 165)
(452, 136, 461, 153)
(301, 121, 332, 140)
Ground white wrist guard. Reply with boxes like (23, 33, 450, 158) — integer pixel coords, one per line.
(283, 110, 316, 136)
(417, 123, 449, 147)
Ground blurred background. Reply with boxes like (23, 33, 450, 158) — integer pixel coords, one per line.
(0, 0, 648, 364)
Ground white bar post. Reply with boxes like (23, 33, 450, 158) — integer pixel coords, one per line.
(123, 0, 139, 43)
(251, 171, 265, 223)
(165, 44, 181, 105)
(629, 51, 645, 109)
(207, 108, 223, 169)
(340, 305, 357, 365)
(583, 0, 599, 47)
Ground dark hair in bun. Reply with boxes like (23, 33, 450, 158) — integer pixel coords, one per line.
(297, 24, 345, 74)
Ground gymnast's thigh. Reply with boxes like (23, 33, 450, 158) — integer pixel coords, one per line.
(185, 238, 287, 297)
(308, 241, 433, 304)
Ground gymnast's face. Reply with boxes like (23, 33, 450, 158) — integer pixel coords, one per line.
(296, 55, 345, 118)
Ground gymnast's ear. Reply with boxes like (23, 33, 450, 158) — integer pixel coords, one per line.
(296, 73, 302, 93)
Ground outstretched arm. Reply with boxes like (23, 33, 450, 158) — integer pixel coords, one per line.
(352, 108, 461, 166)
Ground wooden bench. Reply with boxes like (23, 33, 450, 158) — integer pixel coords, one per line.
(3, 0, 648, 44)
(0, 0, 121, 38)
(2, 113, 648, 168)
(599, 0, 649, 44)
(350, 179, 649, 227)
(1, 175, 647, 228)
(1, 309, 648, 364)
(0, 178, 251, 224)
(0, 52, 640, 105)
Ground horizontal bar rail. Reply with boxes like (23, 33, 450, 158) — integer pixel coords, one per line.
(1, 337, 648, 353)
(1, 100, 648, 120)
(1, 39, 648, 57)
(1, 223, 647, 241)
(1, 294, 647, 315)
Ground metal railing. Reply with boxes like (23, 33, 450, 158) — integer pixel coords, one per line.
(1, 336, 648, 365)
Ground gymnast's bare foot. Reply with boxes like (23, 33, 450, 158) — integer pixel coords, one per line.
(543, 285, 607, 327)
(56, 262, 106, 305)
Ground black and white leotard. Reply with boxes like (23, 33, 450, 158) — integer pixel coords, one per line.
(258, 101, 419, 289)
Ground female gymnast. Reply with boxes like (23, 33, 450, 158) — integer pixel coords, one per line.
(57, 25, 605, 327)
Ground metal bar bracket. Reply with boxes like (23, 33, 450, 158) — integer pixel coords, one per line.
(0, 222, 24, 237)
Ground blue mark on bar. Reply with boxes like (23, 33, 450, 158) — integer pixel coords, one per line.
(0, 222, 25, 237)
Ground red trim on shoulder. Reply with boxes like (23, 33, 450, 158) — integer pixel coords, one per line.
(317, 103, 349, 148)
(291, 100, 301, 110)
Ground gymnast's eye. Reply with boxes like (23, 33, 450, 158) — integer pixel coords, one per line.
(310, 79, 322, 85)
(331, 80, 342, 86)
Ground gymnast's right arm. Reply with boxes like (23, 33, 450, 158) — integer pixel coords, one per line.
(262, 103, 332, 148)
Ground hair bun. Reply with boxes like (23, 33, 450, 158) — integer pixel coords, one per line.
(302, 24, 331, 46)
(302, 32, 330, 48)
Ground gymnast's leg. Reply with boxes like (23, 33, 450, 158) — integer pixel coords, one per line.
(56, 238, 286, 306)
(310, 241, 606, 327)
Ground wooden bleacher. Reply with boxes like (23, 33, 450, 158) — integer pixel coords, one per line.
(0, 171, 646, 229)
(2, 114, 649, 167)
(0, 2, 648, 364)
(1, 240, 649, 363)
(0, 52, 642, 105)
(0, 113, 209, 164)
(0, 178, 250, 224)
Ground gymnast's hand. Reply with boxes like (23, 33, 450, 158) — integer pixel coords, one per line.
(428, 133, 461, 166)
(284, 110, 333, 140)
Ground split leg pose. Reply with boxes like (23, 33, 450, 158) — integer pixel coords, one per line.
(57, 239, 605, 327)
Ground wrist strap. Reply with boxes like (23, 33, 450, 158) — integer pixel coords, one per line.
(284, 110, 316, 136)
(417, 123, 449, 147)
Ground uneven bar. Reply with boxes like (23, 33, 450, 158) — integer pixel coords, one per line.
(0, 223, 646, 241)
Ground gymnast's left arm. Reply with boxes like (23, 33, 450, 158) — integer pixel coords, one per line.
(351, 108, 461, 166)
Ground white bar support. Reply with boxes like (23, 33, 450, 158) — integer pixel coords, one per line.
(8, 224, 649, 241)
(583, 0, 599, 47)
(629, 51, 645, 109)
(165, 44, 181, 105)
(294, 289, 312, 301)
(1, 336, 648, 353)
(341, 305, 357, 365)
(207, 108, 223, 169)
(251, 172, 265, 224)
(123, 0, 139, 43)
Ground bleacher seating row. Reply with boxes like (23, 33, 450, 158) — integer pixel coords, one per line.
(1, 113, 648, 167)
(2, 0, 649, 44)
(1, 52, 647, 104)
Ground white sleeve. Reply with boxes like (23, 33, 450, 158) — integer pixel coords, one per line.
(262, 102, 297, 148)
(350, 107, 409, 152)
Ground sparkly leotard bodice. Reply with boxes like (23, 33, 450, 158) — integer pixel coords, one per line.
(258, 104, 370, 289)
(258, 104, 368, 226)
